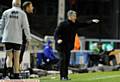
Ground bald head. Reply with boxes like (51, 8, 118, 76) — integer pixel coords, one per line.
(12, 0, 21, 7)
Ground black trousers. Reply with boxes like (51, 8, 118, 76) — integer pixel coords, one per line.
(58, 50, 71, 78)
(19, 42, 26, 64)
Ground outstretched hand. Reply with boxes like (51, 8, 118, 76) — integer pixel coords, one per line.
(92, 19, 100, 23)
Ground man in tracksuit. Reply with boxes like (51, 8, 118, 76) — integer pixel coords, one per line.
(54, 10, 99, 80)
(1, 0, 31, 79)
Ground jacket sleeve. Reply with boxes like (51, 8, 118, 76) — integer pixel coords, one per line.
(76, 20, 96, 28)
(0, 12, 6, 34)
(54, 22, 63, 42)
(22, 12, 31, 41)
(54, 22, 65, 51)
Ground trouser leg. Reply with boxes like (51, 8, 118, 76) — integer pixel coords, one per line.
(3, 55, 7, 77)
(19, 44, 26, 64)
(59, 51, 70, 78)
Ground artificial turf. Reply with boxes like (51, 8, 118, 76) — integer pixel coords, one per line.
(39, 71, 120, 82)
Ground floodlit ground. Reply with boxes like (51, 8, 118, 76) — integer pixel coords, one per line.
(39, 71, 120, 82)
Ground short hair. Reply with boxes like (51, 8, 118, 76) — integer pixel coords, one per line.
(22, 1, 32, 10)
(67, 10, 76, 17)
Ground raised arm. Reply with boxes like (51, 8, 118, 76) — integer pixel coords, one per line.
(76, 19, 100, 28)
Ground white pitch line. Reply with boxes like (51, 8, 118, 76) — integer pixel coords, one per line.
(87, 75, 120, 81)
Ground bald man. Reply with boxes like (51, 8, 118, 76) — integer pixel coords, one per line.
(1, 0, 31, 79)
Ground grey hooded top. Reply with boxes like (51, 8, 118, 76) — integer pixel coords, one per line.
(1, 6, 31, 44)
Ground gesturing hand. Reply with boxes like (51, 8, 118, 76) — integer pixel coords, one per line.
(57, 39, 63, 44)
(92, 19, 100, 23)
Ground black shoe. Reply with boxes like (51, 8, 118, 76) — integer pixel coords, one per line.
(60, 77, 71, 80)
(13, 73, 20, 79)
(6, 67, 14, 79)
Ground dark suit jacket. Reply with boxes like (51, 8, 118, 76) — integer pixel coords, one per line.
(22, 12, 32, 44)
(54, 19, 95, 52)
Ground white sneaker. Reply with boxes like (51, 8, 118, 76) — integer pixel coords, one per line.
(98, 64, 103, 67)
(3, 76, 10, 80)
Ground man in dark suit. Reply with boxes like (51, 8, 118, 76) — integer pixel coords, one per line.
(54, 10, 99, 80)
(19, 1, 34, 64)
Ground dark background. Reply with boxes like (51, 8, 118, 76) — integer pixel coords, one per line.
(0, 0, 119, 39)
